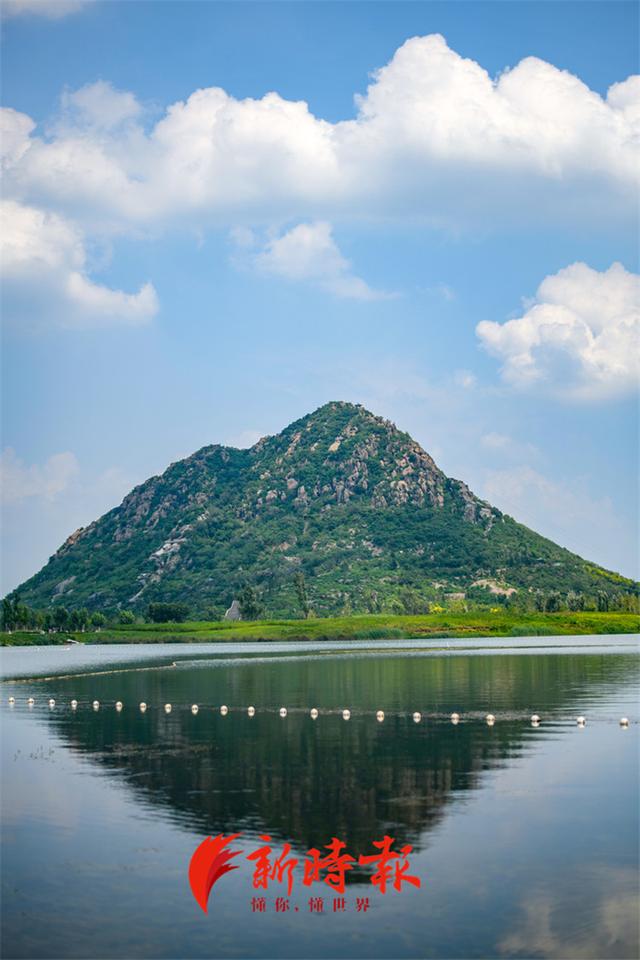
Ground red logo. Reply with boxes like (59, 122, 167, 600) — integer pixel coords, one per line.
(188, 833, 243, 913)
(188, 833, 421, 914)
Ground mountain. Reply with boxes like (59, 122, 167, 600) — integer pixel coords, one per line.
(14, 402, 636, 617)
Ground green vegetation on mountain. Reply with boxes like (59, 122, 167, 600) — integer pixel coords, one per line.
(9, 402, 639, 620)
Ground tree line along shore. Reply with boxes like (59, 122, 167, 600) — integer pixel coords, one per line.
(1, 610, 638, 646)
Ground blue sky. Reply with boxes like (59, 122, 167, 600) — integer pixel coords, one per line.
(1, 0, 638, 593)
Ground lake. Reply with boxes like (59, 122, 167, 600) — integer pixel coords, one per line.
(1, 636, 639, 959)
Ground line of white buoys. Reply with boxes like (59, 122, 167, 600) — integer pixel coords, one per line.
(31, 701, 634, 726)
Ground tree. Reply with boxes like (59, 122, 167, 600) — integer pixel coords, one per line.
(398, 587, 429, 615)
(53, 607, 69, 632)
(90, 612, 107, 629)
(119, 610, 136, 624)
(567, 592, 585, 611)
(69, 608, 89, 631)
(1, 597, 15, 631)
(14, 600, 31, 629)
(545, 592, 562, 613)
(1, 593, 32, 630)
(597, 591, 610, 612)
(294, 572, 310, 619)
(146, 602, 189, 623)
(366, 591, 382, 614)
(238, 586, 263, 621)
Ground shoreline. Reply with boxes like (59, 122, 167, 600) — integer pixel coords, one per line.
(2, 611, 638, 646)
(2, 633, 638, 684)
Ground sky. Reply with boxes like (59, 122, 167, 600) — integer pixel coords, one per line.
(1, 0, 638, 594)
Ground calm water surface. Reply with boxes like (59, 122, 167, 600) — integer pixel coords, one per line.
(1, 637, 639, 959)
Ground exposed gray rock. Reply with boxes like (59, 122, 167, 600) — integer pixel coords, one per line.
(224, 599, 242, 620)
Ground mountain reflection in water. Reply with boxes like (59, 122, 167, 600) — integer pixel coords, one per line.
(25, 650, 639, 851)
(1, 644, 638, 959)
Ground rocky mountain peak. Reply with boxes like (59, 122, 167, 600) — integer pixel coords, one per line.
(13, 401, 635, 617)
(247, 401, 447, 510)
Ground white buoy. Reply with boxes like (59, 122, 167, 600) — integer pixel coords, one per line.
(412, 712, 421, 723)
(139, 702, 147, 712)
(8, 696, 15, 705)
(531, 714, 540, 725)
(115, 701, 123, 712)
(486, 713, 496, 725)
(310, 708, 318, 719)
(620, 717, 629, 726)
(577, 716, 586, 726)
(220, 705, 228, 716)
(48, 698, 56, 708)
(451, 712, 460, 724)
(279, 707, 287, 718)
(92, 700, 100, 710)
(164, 703, 172, 714)
(27, 697, 34, 706)
(247, 706, 255, 717)
(71, 699, 78, 709)
(191, 704, 199, 715)
(342, 709, 351, 720)
(376, 710, 385, 722)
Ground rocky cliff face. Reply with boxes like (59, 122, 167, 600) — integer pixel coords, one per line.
(246, 404, 448, 511)
(13, 401, 635, 616)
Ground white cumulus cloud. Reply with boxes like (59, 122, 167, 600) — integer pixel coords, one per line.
(0, 35, 637, 232)
(254, 221, 389, 300)
(476, 262, 640, 399)
(56, 80, 143, 133)
(0, 200, 159, 328)
(0, 448, 79, 503)
(1, 36, 638, 338)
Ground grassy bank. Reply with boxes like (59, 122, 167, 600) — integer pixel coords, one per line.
(1, 611, 638, 645)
